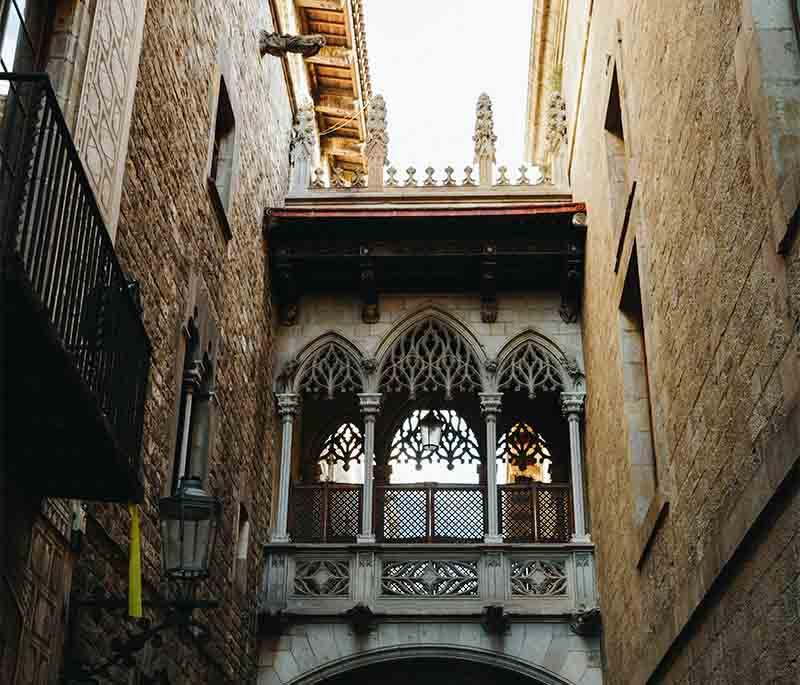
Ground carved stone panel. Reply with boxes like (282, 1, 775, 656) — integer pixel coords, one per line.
(73, 0, 147, 239)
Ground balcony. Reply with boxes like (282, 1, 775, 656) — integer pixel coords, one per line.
(289, 482, 573, 544)
(1, 74, 151, 502)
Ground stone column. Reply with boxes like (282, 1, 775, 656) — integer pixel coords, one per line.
(271, 393, 300, 543)
(480, 392, 503, 544)
(562, 392, 591, 543)
(357, 393, 382, 543)
(365, 95, 388, 188)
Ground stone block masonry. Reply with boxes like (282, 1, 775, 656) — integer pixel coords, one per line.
(68, 0, 296, 682)
(564, 0, 800, 683)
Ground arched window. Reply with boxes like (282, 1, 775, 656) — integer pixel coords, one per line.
(389, 409, 481, 484)
(317, 422, 364, 484)
(497, 422, 553, 484)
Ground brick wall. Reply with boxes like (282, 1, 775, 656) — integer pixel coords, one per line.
(567, 0, 800, 682)
(69, 0, 294, 681)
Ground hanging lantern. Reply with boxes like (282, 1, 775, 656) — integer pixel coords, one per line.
(418, 410, 445, 451)
(158, 478, 222, 581)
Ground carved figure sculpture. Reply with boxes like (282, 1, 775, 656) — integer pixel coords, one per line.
(259, 31, 326, 58)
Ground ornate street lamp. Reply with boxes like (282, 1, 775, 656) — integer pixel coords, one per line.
(418, 410, 445, 452)
(159, 477, 222, 583)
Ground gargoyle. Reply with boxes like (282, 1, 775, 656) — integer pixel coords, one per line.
(259, 31, 326, 58)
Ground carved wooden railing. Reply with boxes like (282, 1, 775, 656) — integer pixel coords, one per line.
(289, 483, 363, 543)
(0, 74, 151, 475)
(499, 483, 572, 543)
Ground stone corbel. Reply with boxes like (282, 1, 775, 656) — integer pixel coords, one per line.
(481, 244, 497, 323)
(559, 239, 583, 324)
(343, 603, 377, 635)
(481, 605, 510, 635)
(360, 246, 379, 323)
(275, 253, 298, 326)
(570, 606, 602, 637)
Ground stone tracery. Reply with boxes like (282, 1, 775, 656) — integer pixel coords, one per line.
(294, 341, 364, 398)
(496, 340, 565, 398)
(389, 409, 481, 472)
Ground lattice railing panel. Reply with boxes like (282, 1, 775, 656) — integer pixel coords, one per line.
(289, 484, 362, 543)
(537, 486, 571, 543)
(499, 483, 571, 543)
(377, 487, 427, 542)
(289, 487, 324, 542)
(510, 559, 568, 596)
(328, 487, 362, 542)
(432, 487, 485, 542)
(499, 486, 535, 542)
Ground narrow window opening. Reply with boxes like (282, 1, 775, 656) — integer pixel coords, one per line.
(619, 247, 658, 525)
(605, 66, 631, 260)
(234, 504, 250, 593)
(210, 76, 235, 211)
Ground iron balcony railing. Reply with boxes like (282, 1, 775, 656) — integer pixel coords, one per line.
(287, 481, 572, 544)
(0, 73, 151, 476)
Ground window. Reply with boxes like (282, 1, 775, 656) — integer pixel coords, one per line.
(619, 247, 658, 525)
(0, 1, 54, 78)
(208, 74, 235, 235)
(234, 503, 250, 593)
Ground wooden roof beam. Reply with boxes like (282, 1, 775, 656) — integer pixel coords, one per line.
(296, 0, 343, 11)
(306, 46, 352, 69)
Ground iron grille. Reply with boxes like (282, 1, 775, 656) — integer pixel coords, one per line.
(0, 74, 151, 476)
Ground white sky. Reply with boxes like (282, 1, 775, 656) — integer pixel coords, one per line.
(364, 0, 533, 178)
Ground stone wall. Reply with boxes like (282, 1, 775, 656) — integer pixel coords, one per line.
(563, 0, 800, 683)
(69, 0, 297, 682)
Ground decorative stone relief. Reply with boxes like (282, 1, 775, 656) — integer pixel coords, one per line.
(331, 167, 347, 188)
(545, 92, 567, 150)
(497, 341, 565, 398)
(443, 166, 456, 185)
(311, 168, 325, 188)
(294, 559, 350, 596)
(381, 560, 479, 596)
(289, 102, 315, 191)
(379, 318, 483, 399)
(295, 343, 364, 398)
(510, 559, 568, 596)
(319, 422, 364, 472)
(404, 167, 417, 186)
(496, 422, 553, 473)
(386, 166, 398, 186)
(517, 165, 530, 185)
(462, 166, 476, 186)
(74, 0, 147, 238)
(424, 166, 436, 186)
(496, 166, 510, 185)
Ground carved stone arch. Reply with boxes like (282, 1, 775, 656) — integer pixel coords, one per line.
(375, 307, 488, 399)
(286, 333, 368, 398)
(287, 644, 578, 685)
(494, 330, 574, 397)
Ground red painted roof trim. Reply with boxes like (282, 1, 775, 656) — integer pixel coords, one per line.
(270, 202, 586, 220)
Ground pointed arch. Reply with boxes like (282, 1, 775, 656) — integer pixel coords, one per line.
(375, 307, 487, 399)
(495, 330, 570, 398)
(288, 332, 367, 398)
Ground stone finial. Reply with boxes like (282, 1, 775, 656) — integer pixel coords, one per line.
(473, 93, 497, 186)
(365, 95, 388, 188)
(311, 167, 325, 189)
(517, 165, 530, 185)
(545, 92, 568, 151)
(386, 166, 398, 186)
(424, 166, 436, 186)
(289, 102, 316, 191)
(462, 166, 476, 186)
(259, 31, 326, 58)
(404, 167, 417, 186)
(496, 166, 510, 185)
(331, 167, 347, 188)
(443, 166, 456, 186)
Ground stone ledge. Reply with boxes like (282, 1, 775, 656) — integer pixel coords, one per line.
(635, 491, 669, 570)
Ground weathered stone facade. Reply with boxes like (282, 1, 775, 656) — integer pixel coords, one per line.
(527, 0, 800, 683)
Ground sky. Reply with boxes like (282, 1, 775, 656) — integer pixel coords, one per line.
(364, 0, 533, 178)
